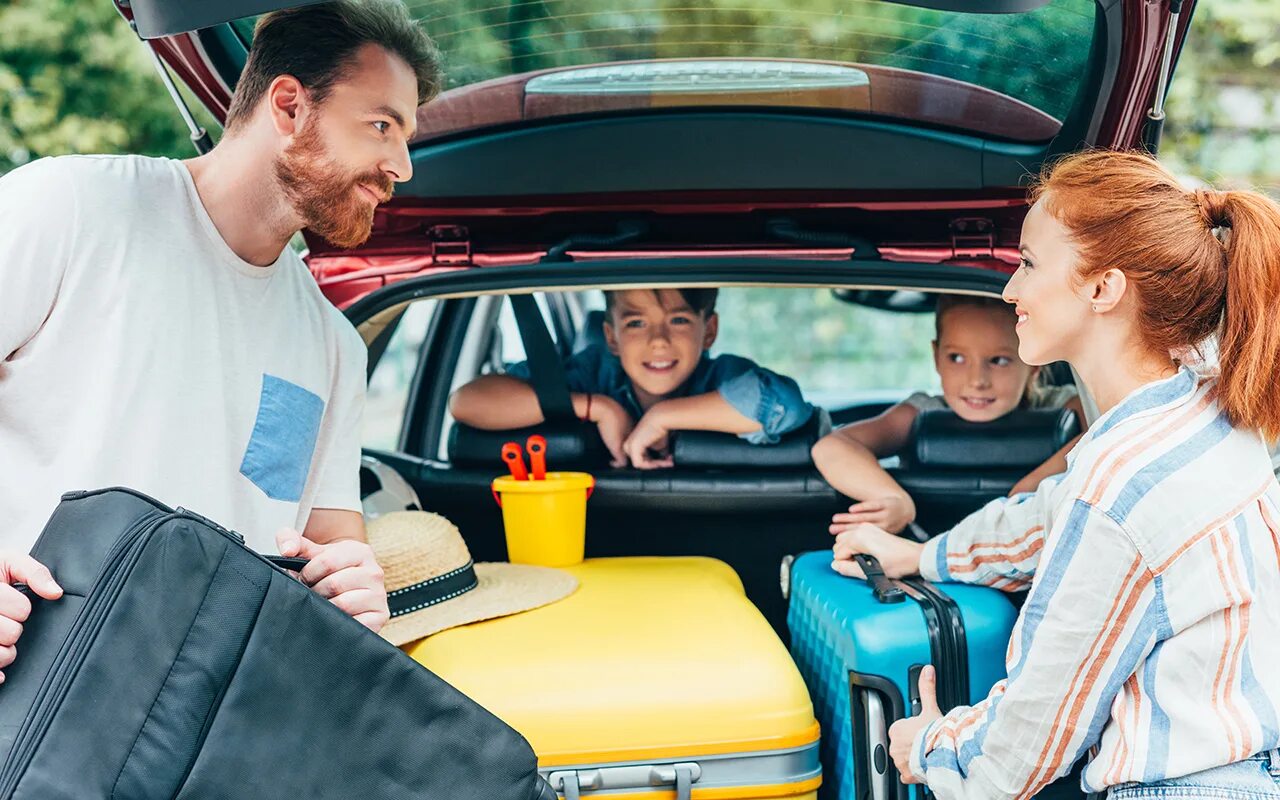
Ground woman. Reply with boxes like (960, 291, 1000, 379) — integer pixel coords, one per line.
(834, 150, 1280, 799)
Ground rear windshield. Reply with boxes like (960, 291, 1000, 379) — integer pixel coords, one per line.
(235, 0, 1095, 142)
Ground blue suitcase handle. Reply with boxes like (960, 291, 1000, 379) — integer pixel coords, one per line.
(853, 555, 906, 604)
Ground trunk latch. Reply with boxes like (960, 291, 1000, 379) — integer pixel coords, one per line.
(427, 225, 472, 266)
(949, 217, 995, 260)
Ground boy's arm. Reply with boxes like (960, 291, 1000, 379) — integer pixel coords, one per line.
(449, 376, 633, 466)
(449, 375, 554, 429)
(449, 375, 612, 431)
(716, 368, 814, 444)
(812, 403, 919, 533)
(450, 345, 611, 429)
(622, 390, 760, 469)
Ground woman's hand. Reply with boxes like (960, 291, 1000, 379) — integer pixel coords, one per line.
(831, 522, 924, 579)
(888, 665, 942, 784)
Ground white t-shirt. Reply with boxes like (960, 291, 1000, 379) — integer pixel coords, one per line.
(0, 155, 366, 554)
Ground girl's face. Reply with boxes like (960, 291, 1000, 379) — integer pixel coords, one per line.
(1003, 197, 1095, 367)
(934, 303, 1038, 422)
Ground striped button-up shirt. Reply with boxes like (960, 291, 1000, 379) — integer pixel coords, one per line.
(911, 366, 1280, 798)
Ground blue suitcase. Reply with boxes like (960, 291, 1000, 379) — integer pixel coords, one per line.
(786, 550, 1018, 800)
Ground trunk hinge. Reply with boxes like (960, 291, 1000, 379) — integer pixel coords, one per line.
(949, 218, 995, 260)
(1143, 0, 1186, 153)
(115, 2, 213, 155)
(427, 225, 472, 266)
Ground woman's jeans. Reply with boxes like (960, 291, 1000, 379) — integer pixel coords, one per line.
(1109, 750, 1280, 798)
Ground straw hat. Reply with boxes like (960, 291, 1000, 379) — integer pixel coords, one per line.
(368, 511, 578, 646)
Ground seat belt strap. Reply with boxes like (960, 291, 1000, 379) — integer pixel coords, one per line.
(510, 294, 577, 423)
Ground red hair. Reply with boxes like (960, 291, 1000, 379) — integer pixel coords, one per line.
(1031, 150, 1280, 439)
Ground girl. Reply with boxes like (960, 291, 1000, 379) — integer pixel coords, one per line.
(834, 150, 1280, 799)
(812, 295, 1085, 535)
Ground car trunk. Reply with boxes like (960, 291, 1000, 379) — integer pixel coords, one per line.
(118, 0, 1193, 641)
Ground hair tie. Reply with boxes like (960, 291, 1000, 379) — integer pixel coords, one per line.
(1193, 187, 1230, 230)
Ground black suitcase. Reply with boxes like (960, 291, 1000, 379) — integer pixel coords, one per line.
(0, 487, 555, 799)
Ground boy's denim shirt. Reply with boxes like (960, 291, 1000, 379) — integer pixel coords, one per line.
(507, 344, 814, 444)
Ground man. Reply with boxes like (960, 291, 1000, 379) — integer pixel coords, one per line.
(0, 1, 440, 679)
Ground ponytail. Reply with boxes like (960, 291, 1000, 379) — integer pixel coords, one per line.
(1208, 191, 1280, 440)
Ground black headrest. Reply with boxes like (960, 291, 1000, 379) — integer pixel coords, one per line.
(449, 410, 830, 472)
(672, 409, 829, 470)
(448, 422, 609, 470)
(574, 310, 608, 354)
(900, 408, 1080, 471)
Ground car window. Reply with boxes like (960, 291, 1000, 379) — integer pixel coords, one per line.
(365, 299, 438, 450)
(489, 293, 567, 368)
(235, 0, 1094, 144)
(703, 287, 939, 409)
(413, 0, 1092, 141)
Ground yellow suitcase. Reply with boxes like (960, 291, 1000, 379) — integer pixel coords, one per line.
(405, 557, 821, 800)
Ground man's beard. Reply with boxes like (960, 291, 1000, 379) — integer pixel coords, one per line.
(275, 119, 393, 250)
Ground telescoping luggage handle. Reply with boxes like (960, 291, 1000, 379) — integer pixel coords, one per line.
(853, 555, 906, 604)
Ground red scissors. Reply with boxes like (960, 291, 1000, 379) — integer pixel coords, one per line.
(501, 435, 549, 481)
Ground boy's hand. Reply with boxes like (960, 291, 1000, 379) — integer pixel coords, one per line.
(830, 495, 916, 535)
(623, 405, 676, 470)
(589, 395, 635, 468)
(831, 523, 923, 580)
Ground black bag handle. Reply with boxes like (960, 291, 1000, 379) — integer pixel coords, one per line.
(267, 556, 309, 573)
(852, 554, 906, 604)
(509, 294, 577, 423)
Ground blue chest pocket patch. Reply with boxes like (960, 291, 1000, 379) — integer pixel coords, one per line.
(239, 375, 325, 503)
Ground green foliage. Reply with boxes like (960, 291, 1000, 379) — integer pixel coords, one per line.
(0, 0, 216, 175)
(1163, 2, 1280, 190)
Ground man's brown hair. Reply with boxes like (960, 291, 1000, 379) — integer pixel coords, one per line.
(224, 0, 442, 132)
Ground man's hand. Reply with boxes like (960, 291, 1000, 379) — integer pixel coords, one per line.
(589, 395, 635, 468)
(889, 665, 942, 784)
(276, 530, 389, 633)
(831, 522, 924, 580)
(830, 495, 916, 535)
(623, 404, 676, 470)
(0, 554, 63, 684)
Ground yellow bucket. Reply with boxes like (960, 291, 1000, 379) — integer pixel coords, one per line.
(491, 472, 595, 567)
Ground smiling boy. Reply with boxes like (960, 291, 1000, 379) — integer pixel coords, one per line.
(451, 288, 814, 468)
